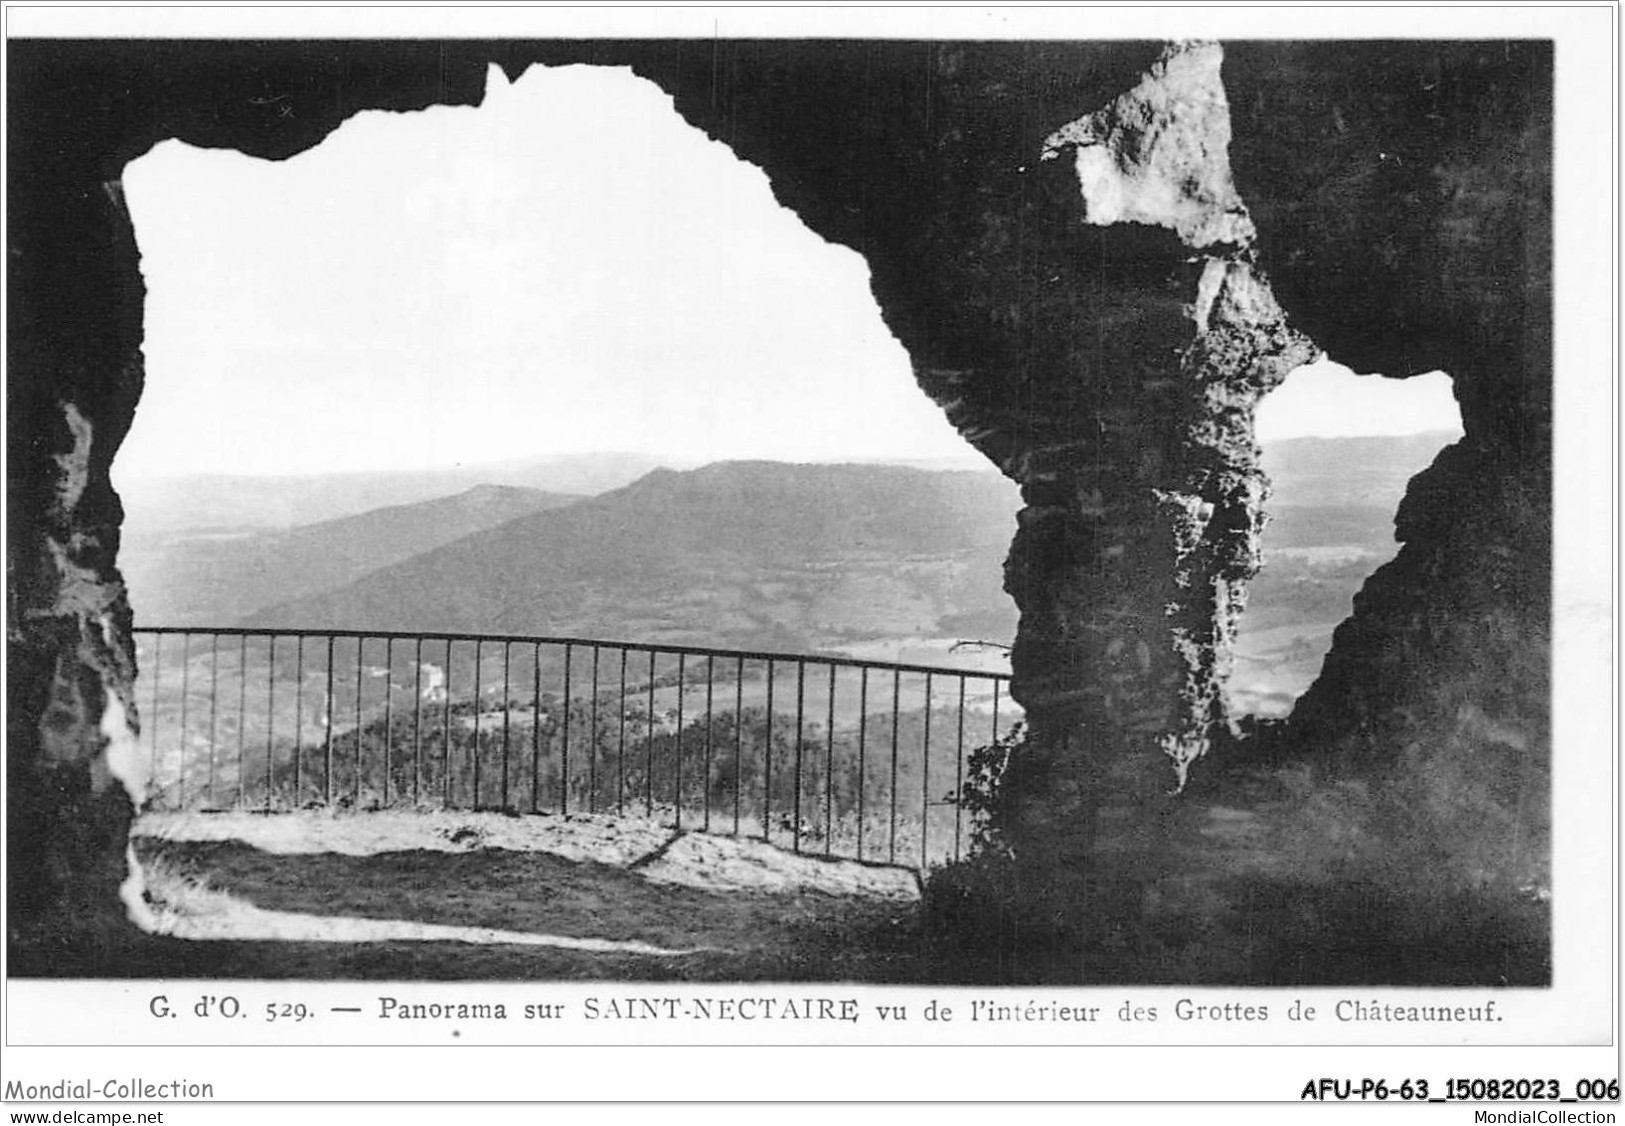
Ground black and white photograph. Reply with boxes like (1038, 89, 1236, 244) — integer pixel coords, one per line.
(2, 3, 1616, 1112)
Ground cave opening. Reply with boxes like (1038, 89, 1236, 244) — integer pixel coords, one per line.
(1226, 359, 1463, 719)
(112, 62, 1022, 944)
(116, 61, 1015, 649)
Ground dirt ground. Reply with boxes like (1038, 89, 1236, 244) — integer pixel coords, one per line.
(129, 810, 925, 981)
(115, 766, 1550, 986)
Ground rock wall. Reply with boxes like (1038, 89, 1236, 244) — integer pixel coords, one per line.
(1225, 42, 1552, 890)
(8, 176, 149, 965)
(7, 40, 490, 970)
(5, 38, 1549, 964)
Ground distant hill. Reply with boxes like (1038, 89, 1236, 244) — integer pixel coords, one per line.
(1258, 430, 1458, 551)
(124, 485, 581, 626)
(242, 462, 1023, 651)
(127, 434, 1458, 676)
(1262, 431, 1459, 509)
(118, 452, 673, 534)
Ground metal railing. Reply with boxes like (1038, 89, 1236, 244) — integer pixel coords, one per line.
(131, 627, 1017, 871)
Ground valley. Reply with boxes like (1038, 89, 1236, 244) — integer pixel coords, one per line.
(125, 433, 1459, 834)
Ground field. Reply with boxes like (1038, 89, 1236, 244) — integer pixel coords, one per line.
(1228, 548, 1396, 717)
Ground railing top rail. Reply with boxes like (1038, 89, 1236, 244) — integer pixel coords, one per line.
(131, 624, 1014, 682)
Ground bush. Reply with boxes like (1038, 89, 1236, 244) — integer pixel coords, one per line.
(952, 721, 1025, 857)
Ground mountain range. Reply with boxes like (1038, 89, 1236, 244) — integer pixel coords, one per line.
(123, 432, 1459, 663)
(116, 451, 673, 533)
(1260, 431, 1457, 508)
(238, 462, 1022, 651)
(120, 484, 580, 626)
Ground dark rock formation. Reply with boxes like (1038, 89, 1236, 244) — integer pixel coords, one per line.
(1225, 42, 1552, 893)
(6, 37, 1549, 968)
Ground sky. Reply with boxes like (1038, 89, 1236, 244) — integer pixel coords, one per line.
(117, 63, 1460, 482)
(1255, 362, 1462, 444)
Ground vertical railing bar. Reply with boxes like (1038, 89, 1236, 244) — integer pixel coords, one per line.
(265, 635, 276, 811)
(703, 656, 714, 834)
(443, 639, 453, 810)
(353, 636, 364, 807)
(501, 641, 511, 811)
(292, 636, 302, 809)
(857, 668, 868, 862)
(955, 676, 967, 863)
(208, 634, 220, 808)
(237, 634, 248, 807)
(991, 678, 1000, 746)
(177, 632, 190, 809)
(889, 669, 901, 865)
(793, 660, 805, 853)
(472, 639, 482, 811)
(323, 636, 334, 806)
(645, 649, 656, 818)
(413, 638, 423, 807)
(825, 663, 836, 859)
(618, 648, 628, 817)
(562, 642, 573, 816)
(589, 646, 600, 814)
(763, 658, 775, 843)
(991, 677, 1001, 868)
(922, 672, 933, 872)
(148, 633, 162, 792)
(531, 642, 542, 815)
(733, 656, 744, 837)
(674, 653, 685, 832)
(383, 637, 393, 808)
